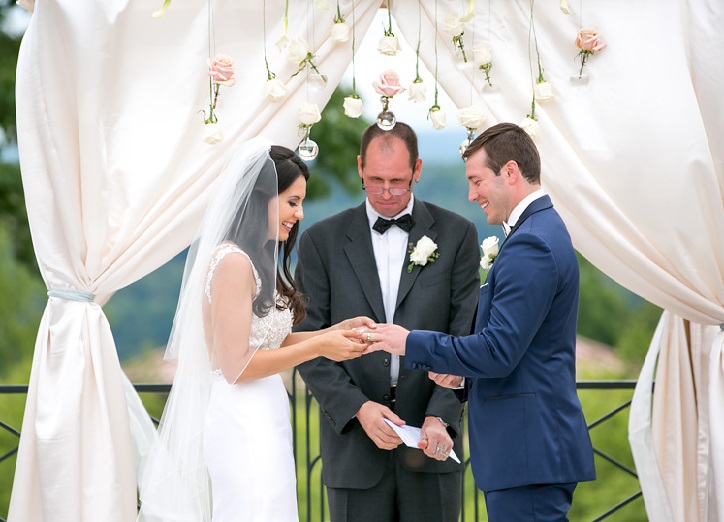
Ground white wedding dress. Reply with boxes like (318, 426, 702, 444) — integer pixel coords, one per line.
(202, 243, 299, 521)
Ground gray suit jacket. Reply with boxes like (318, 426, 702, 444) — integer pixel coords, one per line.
(295, 199, 480, 489)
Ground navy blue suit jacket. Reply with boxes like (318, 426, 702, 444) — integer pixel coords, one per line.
(405, 195, 595, 491)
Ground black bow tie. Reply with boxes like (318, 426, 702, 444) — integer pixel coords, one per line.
(373, 214, 415, 234)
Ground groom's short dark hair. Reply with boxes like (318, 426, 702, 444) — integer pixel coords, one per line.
(360, 121, 419, 171)
(464, 122, 541, 184)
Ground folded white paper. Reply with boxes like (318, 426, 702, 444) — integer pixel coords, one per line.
(383, 418, 461, 463)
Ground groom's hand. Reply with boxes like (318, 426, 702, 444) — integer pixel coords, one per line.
(362, 324, 409, 355)
(355, 401, 404, 450)
(428, 372, 464, 389)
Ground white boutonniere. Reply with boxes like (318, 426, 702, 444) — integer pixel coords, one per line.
(479, 236, 499, 270)
(407, 236, 439, 273)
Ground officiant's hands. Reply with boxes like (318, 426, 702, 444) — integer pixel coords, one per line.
(361, 323, 409, 355)
(355, 401, 404, 450)
(419, 416, 454, 461)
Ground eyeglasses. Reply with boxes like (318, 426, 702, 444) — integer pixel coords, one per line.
(362, 181, 412, 196)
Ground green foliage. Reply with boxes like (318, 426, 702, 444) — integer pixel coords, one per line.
(305, 87, 370, 200)
(0, 6, 20, 146)
(0, 162, 35, 271)
(577, 253, 661, 364)
(0, 223, 44, 375)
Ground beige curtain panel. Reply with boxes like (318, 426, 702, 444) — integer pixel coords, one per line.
(9, 0, 723, 521)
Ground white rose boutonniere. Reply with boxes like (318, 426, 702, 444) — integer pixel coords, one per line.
(407, 236, 440, 273)
(479, 236, 499, 270)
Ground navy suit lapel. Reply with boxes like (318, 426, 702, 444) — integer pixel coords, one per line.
(343, 204, 387, 322)
(501, 195, 553, 254)
(395, 201, 436, 310)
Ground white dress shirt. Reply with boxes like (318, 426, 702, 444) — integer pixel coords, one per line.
(506, 188, 546, 231)
(365, 195, 415, 386)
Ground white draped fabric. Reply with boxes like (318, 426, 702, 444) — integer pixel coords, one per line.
(10, 0, 723, 521)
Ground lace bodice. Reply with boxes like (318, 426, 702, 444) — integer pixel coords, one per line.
(206, 243, 293, 351)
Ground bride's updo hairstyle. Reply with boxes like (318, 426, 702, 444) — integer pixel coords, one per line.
(223, 145, 308, 324)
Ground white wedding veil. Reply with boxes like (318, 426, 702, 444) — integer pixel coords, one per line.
(137, 136, 279, 521)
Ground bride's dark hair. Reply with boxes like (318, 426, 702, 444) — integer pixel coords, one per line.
(224, 145, 308, 325)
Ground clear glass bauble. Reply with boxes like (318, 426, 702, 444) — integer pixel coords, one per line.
(308, 73, 327, 92)
(298, 138, 319, 161)
(376, 110, 396, 131)
(459, 128, 476, 157)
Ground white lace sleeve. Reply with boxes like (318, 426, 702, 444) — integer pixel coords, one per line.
(204, 243, 261, 304)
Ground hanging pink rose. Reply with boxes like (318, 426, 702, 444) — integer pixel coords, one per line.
(373, 70, 406, 98)
(208, 53, 236, 86)
(576, 29, 606, 53)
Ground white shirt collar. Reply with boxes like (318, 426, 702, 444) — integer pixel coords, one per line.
(506, 188, 546, 229)
(365, 194, 415, 229)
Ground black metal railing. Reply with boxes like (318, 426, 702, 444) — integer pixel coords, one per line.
(0, 378, 645, 521)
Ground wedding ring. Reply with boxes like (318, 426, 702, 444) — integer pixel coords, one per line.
(436, 446, 442, 454)
(365, 332, 371, 343)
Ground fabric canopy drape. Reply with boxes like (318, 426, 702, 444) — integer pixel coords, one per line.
(9, 1, 379, 520)
(389, 0, 723, 520)
(10, 0, 723, 521)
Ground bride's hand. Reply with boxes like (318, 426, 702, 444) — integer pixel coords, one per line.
(332, 316, 377, 331)
(317, 329, 367, 362)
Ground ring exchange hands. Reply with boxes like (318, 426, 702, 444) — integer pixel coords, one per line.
(428, 372, 464, 389)
(419, 416, 454, 461)
(355, 401, 405, 450)
(361, 323, 409, 356)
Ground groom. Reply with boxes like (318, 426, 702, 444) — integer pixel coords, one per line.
(366, 123, 596, 521)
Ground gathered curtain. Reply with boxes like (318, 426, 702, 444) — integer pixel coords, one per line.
(10, 0, 723, 521)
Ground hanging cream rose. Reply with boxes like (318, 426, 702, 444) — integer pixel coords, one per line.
(428, 106, 447, 130)
(203, 123, 223, 145)
(331, 21, 351, 43)
(343, 96, 364, 118)
(286, 38, 310, 64)
(373, 70, 406, 98)
(472, 45, 492, 68)
(377, 35, 401, 56)
(534, 81, 553, 103)
(407, 81, 427, 103)
(299, 102, 322, 127)
(264, 78, 287, 102)
(560, 0, 573, 14)
(442, 14, 464, 37)
(457, 106, 487, 131)
(519, 116, 541, 141)
(18, 0, 35, 12)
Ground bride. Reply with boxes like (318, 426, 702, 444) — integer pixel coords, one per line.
(138, 137, 372, 522)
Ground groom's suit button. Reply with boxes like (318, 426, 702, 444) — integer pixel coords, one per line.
(383, 358, 390, 367)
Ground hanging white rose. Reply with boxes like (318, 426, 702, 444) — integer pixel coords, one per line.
(264, 78, 287, 102)
(203, 123, 223, 145)
(407, 81, 427, 103)
(343, 96, 364, 118)
(428, 107, 447, 130)
(331, 21, 351, 43)
(377, 35, 400, 56)
(442, 14, 464, 37)
(519, 116, 541, 141)
(458, 106, 487, 131)
(472, 44, 492, 68)
(534, 81, 554, 103)
(298, 102, 322, 126)
(286, 38, 310, 64)
(560, 0, 573, 14)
